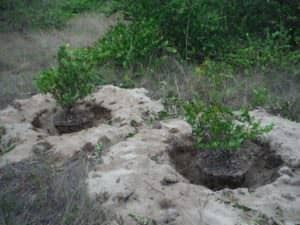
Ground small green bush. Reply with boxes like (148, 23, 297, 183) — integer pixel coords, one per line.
(183, 101, 272, 151)
(35, 45, 96, 108)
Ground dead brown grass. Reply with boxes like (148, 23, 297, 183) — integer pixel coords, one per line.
(96, 54, 300, 121)
(0, 152, 122, 225)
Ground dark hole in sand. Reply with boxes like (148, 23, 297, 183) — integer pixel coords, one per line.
(32, 103, 111, 135)
(169, 141, 283, 191)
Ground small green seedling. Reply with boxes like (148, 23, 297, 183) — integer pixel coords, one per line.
(128, 213, 157, 225)
(126, 132, 136, 138)
(0, 126, 16, 155)
(95, 143, 103, 161)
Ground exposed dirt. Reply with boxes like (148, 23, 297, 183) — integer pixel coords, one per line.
(0, 85, 163, 165)
(1, 88, 300, 225)
(32, 103, 111, 135)
(169, 141, 283, 191)
(0, 13, 117, 109)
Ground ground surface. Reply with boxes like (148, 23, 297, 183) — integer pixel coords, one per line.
(0, 13, 117, 109)
(0, 10, 300, 225)
(1, 86, 299, 225)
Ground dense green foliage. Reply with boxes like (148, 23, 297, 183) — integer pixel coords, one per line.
(183, 101, 273, 151)
(118, 0, 299, 60)
(33, 0, 299, 149)
(93, 20, 171, 68)
(35, 45, 96, 108)
(31, 0, 299, 75)
(0, 0, 106, 30)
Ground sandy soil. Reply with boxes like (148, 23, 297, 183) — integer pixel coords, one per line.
(1, 86, 299, 225)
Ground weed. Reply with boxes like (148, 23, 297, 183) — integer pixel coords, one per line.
(250, 87, 270, 108)
(232, 203, 252, 212)
(126, 133, 136, 139)
(0, 126, 16, 156)
(161, 96, 185, 118)
(95, 143, 103, 161)
(120, 74, 136, 89)
(0, 142, 16, 156)
(128, 213, 157, 225)
(270, 98, 300, 122)
(221, 199, 281, 225)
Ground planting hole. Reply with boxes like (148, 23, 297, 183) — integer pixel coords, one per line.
(32, 103, 111, 135)
(169, 141, 283, 191)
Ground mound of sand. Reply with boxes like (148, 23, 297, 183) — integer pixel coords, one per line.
(1, 86, 299, 225)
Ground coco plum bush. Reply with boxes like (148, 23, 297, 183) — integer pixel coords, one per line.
(183, 101, 273, 151)
(35, 45, 96, 108)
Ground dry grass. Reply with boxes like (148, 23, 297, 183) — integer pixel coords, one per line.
(0, 152, 121, 225)
(97, 56, 300, 121)
(0, 13, 118, 109)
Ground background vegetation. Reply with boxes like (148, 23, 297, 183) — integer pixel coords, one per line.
(1, 0, 300, 222)
(31, 0, 299, 148)
(0, 0, 298, 146)
(29, 0, 299, 119)
(113, 0, 300, 120)
(0, 0, 115, 31)
(119, 0, 299, 60)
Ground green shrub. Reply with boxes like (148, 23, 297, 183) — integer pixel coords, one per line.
(35, 45, 96, 108)
(93, 20, 172, 68)
(225, 27, 297, 69)
(183, 101, 272, 151)
(119, 0, 228, 59)
(118, 0, 299, 60)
